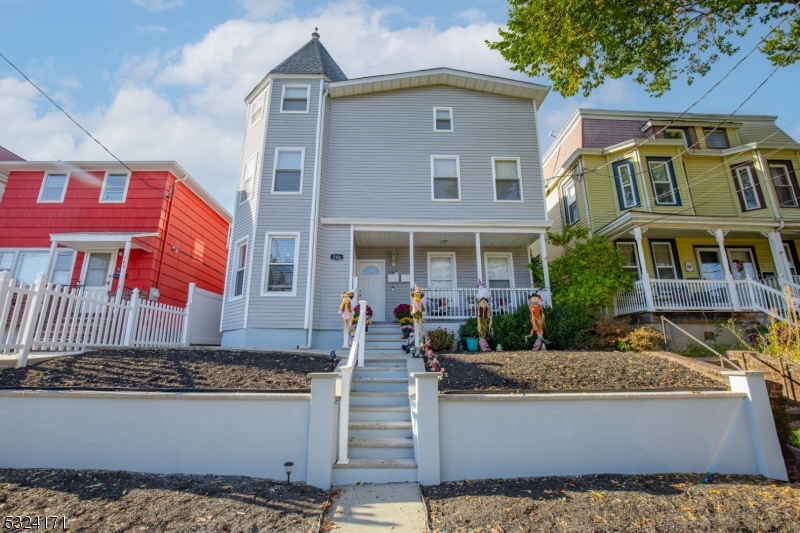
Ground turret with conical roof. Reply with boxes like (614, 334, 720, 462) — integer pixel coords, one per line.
(269, 29, 347, 82)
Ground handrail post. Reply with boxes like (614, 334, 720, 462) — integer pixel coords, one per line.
(181, 283, 194, 347)
(337, 365, 352, 464)
(357, 299, 366, 367)
(17, 273, 46, 368)
(123, 288, 140, 346)
(745, 276, 757, 312)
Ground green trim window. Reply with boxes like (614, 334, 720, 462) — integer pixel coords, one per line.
(647, 157, 681, 206)
(612, 160, 639, 210)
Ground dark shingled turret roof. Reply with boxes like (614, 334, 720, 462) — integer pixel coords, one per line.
(270, 34, 347, 82)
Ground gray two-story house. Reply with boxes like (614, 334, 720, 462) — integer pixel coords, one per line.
(220, 32, 552, 349)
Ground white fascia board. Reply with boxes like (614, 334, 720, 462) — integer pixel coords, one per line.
(602, 138, 686, 155)
(596, 211, 780, 239)
(541, 109, 582, 165)
(320, 217, 552, 232)
(640, 119, 744, 132)
(576, 108, 778, 124)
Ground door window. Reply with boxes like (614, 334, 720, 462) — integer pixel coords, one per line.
(616, 242, 640, 280)
(84, 253, 112, 287)
(651, 242, 678, 279)
(696, 249, 724, 280)
(727, 249, 757, 280)
(784, 244, 798, 277)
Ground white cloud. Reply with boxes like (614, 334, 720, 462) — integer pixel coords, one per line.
(237, 0, 291, 19)
(458, 9, 487, 25)
(132, 0, 183, 12)
(135, 25, 168, 33)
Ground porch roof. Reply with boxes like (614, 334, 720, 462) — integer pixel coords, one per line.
(50, 232, 158, 253)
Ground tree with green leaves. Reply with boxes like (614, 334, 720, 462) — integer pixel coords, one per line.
(548, 237, 636, 309)
(488, 1, 800, 97)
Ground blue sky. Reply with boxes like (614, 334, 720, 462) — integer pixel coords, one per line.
(1, 0, 798, 210)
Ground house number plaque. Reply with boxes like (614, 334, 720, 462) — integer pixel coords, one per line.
(330, 254, 344, 260)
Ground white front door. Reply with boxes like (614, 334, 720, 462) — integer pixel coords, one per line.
(357, 260, 385, 322)
(81, 251, 115, 299)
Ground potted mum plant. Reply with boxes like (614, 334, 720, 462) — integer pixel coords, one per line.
(398, 316, 414, 338)
(393, 303, 411, 323)
(353, 304, 373, 331)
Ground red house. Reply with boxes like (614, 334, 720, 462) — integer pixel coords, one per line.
(0, 159, 231, 307)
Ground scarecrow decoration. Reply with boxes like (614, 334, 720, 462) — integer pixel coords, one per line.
(338, 291, 354, 347)
(476, 280, 493, 339)
(410, 284, 425, 352)
(525, 292, 546, 351)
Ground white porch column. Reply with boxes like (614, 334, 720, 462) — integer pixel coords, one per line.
(765, 230, 792, 286)
(475, 233, 483, 283)
(348, 225, 355, 292)
(115, 240, 133, 303)
(714, 229, 741, 310)
(632, 227, 655, 311)
(409, 232, 415, 289)
(538, 232, 551, 306)
(43, 241, 59, 283)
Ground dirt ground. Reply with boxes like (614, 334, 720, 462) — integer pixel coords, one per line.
(0, 468, 327, 533)
(422, 474, 800, 533)
(434, 351, 723, 392)
(0, 349, 336, 390)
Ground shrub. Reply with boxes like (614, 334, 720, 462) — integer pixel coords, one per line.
(393, 303, 411, 322)
(543, 304, 598, 350)
(789, 428, 800, 448)
(428, 328, 455, 351)
(618, 326, 665, 352)
(458, 318, 479, 340)
(593, 315, 631, 350)
(490, 304, 533, 351)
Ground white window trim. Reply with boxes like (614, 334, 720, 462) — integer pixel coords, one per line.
(37, 172, 70, 203)
(734, 165, 762, 211)
(483, 252, 515, 289)
(430, 155, 462, 202)
(562, 178, 579, 224)
(426, 251, 458, 289)
(272, 147, 305, 195)
(98, 171, 131, 203)
(648, 160, 678, 206)
(239, 154, 259, 205)
(280, 84, 311, 114)
(50, 249, 77, 285)
(229, 236, 249, 302)
(433, 107, 454, 133)
(695, 246, 724, 281)
(0, 248, 51, 283)
(249, 91, 266, 127)
(491, 157, 524, 203)
(770, 163, 798, 207)
(727, 247, 758, 280)
(617, 162, 638, 209)
(616, 242, 641, 280)
(261, 232, 301, 297)
(78, 249, 118, 288)
(650, 242, 678, 279)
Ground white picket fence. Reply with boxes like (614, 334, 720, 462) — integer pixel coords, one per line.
(0, 272, 191, 368)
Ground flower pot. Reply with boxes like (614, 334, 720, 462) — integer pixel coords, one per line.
(450, 341, 459, 352)
(789, 444, 800, 469)
(465, 338, 479, 352)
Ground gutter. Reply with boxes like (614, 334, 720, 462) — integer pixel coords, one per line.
(299, 79, 327, 349)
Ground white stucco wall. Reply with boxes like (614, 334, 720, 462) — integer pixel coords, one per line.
(0, 391, 311, 482)
(438, 391, 760, 482)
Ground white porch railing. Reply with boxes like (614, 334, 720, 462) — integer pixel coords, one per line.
(422, 287, 535, 319)
(614, 276, 794, 323)
(0, 272, 190, 367)
(337, 299, 367, 465)
(760, 276, 800, 299)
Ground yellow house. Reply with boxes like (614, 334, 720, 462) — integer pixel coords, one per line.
(538, 109, 800, 342)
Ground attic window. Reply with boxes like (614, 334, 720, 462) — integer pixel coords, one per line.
(664, 128, 690, 145)
(704, 129, 729, 149)
(281, 85, 309, 113)
(249, 92, 265, 126)
(434, 108, 453, 132)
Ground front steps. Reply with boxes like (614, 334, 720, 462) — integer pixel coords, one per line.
(332, 354, 418, 485)
(363, 323, 410, 356)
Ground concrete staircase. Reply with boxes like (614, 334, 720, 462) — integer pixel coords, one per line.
(332, 327, 417, 484)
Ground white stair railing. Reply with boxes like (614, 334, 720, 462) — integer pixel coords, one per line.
(736, 277, 793, 323)
(337, 299, 367, 465)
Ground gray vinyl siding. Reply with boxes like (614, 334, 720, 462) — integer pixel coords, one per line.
(317, 225, 352, 330)
(221, 83, 270, 331)
(0, 178, 5, 202)
(246, 79, 321, 329)
(313, 96, 333, 317)
(324, 86, 545, 221)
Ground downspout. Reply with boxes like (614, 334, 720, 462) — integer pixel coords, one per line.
(299, 79, 327, 349)
(155, 173, 187, 292)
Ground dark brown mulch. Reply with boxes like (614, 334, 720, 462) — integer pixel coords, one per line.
(0, 349, 336, 390)
(435, 351, 723, 392)
(0, 468, 327, 533)
(423, 474, 800, 533)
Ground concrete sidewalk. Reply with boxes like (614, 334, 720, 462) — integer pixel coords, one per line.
(327, 482, 427, 532)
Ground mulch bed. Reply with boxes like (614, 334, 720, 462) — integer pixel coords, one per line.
(435, 351, 723, 392)
(0, 349, 336, 390)
(423, 474, 800, 533)
(0, 468, 327, 533)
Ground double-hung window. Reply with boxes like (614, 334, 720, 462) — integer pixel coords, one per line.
(650, 242, 678, 279)
(50, 250, 75, 285)
(493, 158, 522, 201)
(612, 160, 639, 209)
(769, 161, 799, 208)
(0, 251, 14, 273)
(431, 156, 460, 201)
(231, 239, 248, 299)
(647, 158, 680, 205)
(616, 242, 640, 281)
(239, 156, 257, 204)
(281, 85, 309, 113)
(433, 108, 453, 132)
(704, 129, 729, 149)
(485, 253, 514, 288)
(273, 149, 304, 193)
(731, 163, 763, 211)
(38, 173, 68, 202)
(562, 178, 579, 225)
(264, 234, 298, 294)
(249, 91, 265, 126)
(428, 253, 456, 289)
(100, 173, 129, 202)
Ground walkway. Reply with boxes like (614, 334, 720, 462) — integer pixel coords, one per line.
(326, 482, 427, 532)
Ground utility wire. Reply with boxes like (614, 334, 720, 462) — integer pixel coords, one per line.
(0, 50, 165, 197)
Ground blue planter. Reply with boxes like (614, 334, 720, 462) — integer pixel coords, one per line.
(465, 338, 479, 352)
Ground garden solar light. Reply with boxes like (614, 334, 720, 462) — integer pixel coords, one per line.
(284, 461, 294, 484)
